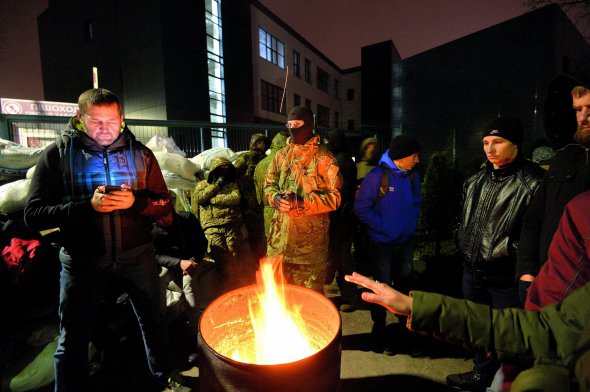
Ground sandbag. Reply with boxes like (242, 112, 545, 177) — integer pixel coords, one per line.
(0, 179, 31, 214)
(190, 147, 235, 177)
(154, 151, 200, 181)
(145, 135, 186, 156)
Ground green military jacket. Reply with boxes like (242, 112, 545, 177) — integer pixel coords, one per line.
(409, 283, 590, 391)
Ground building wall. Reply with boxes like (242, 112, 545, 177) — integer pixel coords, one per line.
(249, 1, 359, 129)
(390, 4, 590, 167)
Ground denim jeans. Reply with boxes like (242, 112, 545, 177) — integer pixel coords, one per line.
(54, 243, 170, 391)
(369, 241, 414, 326)
(462, 266, 520, 377)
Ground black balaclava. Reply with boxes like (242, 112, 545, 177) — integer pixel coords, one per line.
(287, 106, 314, 144)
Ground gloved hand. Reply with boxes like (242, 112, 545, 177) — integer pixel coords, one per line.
(518, 280, 531, 306)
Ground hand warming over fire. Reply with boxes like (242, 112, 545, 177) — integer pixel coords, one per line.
(344, 272, 412, 316)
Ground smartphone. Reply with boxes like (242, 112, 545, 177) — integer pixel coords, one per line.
(103, 185, 122, 193)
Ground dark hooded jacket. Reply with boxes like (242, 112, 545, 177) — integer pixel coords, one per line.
(24, 117, 172, 259)
(327, 129, 357, 212)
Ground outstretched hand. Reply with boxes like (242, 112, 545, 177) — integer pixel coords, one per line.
(344, 272, 412, 316)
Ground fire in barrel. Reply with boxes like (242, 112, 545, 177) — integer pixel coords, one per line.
(198, 258, 342, 392)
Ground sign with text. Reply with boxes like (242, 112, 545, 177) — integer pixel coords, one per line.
(0, 98, 77, 117)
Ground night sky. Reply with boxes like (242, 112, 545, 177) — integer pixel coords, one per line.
(0, 0, 559, 101)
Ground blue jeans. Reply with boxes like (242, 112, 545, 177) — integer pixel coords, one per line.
(54, 243, 170, 391)
(369, 241, 413, 326)
(462, 266, 520, 377)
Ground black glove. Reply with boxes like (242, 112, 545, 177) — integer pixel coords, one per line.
(274, 194, 285, 210)
(518, 280, 531, 306)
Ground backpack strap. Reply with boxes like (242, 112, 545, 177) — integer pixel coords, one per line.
(378, 165, 389, 200)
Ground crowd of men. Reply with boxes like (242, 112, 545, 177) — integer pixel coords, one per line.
(20, 81, 590, 391)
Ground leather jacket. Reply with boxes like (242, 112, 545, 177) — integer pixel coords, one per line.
(456, 156, 544, 281)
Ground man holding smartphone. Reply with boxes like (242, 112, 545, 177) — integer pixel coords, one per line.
(24, 88, 188, 391)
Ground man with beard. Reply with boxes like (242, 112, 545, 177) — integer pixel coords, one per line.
(265, 106, 342, 293)
(516, 85, 590, 303)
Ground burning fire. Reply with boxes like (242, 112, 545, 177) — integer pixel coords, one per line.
(231, 257, 316, 364)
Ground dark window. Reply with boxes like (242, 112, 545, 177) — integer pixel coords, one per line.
(261, 79, 286, 114)
(347, 119, 355, 129)
(259, 27, 285, 69)
(317, 104, 330, 127)
(293, 50, 301, 78)
(347, 88, 355, 101)
(294, 93, 301, 106)
(305, 98, 311, 109)
(304, 58, 312, 84)
(334, 79, 340, 99)
(317, 67, 330, 93)
(334, 111, 340, 128)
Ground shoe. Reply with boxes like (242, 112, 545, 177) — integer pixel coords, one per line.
(383, 346, 395, 356)
(167, 370, 192, 392)
(446, 369, 490, 392)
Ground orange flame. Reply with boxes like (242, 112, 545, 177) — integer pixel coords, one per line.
(231, 257, 316, 364)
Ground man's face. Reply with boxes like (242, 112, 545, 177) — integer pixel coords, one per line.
(573, 93, 590, 146)
(394, 153, 420, 171)
(255, 140, 267, 152)
(483, 136, 517, 168)
(286, 120, 312, 144)
(79, 103, 123, 146)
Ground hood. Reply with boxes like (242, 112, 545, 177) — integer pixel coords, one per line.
(270, 131, 289, 153)
(359, 137, 379, 155)
(378, 150, 406, 173)
(249, 133, 270, 152)
(327, 129, 347, 154)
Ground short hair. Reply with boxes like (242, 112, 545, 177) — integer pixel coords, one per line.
(78, 88, 120, 115)
(571, 85, 590, 99)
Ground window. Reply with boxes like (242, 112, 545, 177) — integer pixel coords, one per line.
(261, 80, 286, 114)
(294, 93, 301, 106)
(259, 27, 285, 69)
(293, 51, 301, 78)
(317, 104, 330, 128)
(347, 88, 355, 101)
(305, 98, 311, 109)
(334, 111, 340, 128)
(334, 79, 340, 99)
(347, 119, 355, 129)
(304, 58, 311, 84)
(317, 67, 330, 93)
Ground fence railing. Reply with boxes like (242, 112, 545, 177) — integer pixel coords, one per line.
(0, 115, 292, 156)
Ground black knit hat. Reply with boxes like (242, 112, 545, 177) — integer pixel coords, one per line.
(388, 135, 421, 160)
(287, 106, 314, 126)
(481, 117, 523, 147)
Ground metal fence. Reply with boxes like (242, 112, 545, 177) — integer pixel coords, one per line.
(0, 114, 289, 157)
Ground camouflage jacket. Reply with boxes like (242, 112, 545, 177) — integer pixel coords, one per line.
(264, 135, 342, 264)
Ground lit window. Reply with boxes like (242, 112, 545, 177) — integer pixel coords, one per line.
(259, 27, 285, 69)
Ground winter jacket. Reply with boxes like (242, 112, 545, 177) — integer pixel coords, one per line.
(233, 133, 269, 178)
(525, 190, 590, 311)
(254, 132, 289, 237)
(456, 156, 544, 282)
(192, 157, 242, 231)
(409, 282, 590, 392)
(265, 135, 342, 265)
(152, 211, 207, 269)
(354, 150, 421, 245)
(517, 144, 590, 279)
(24, 119, 172, 259)
(327, 129, 357, 213)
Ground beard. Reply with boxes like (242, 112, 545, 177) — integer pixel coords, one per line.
(574, 124, 590, 147)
